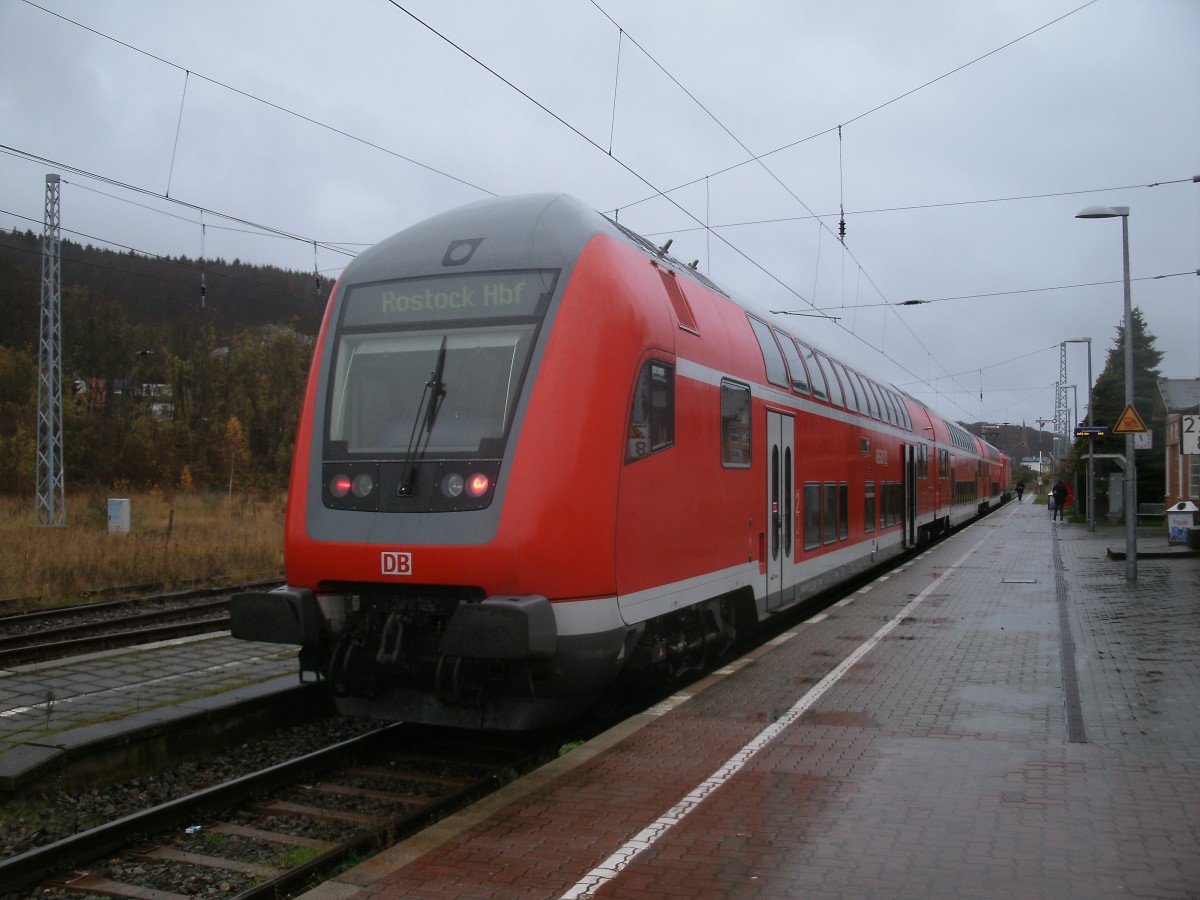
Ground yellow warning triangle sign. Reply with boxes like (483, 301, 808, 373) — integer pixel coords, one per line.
(1112, 404, 1148, 434)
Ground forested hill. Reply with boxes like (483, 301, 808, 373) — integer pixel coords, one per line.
(0, 228, 330, 496)
(0, 228, 326, 346)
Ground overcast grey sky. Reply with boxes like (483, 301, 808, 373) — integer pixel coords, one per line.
(2, 0, 1197, 432)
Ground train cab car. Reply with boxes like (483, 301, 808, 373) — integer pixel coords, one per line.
(231, 193, 1008, 730)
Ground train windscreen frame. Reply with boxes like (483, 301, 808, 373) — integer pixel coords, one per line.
(326, 269, 557, 458)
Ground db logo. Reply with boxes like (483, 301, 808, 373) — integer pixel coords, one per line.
(381, 551, 413, 576)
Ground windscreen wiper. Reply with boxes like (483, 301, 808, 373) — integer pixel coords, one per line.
(397, 336, 448, 496)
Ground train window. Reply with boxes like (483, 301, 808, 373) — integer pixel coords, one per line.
(865, 380, 885, 421)
(854, 376, 875, 419)
(878, 383, 899, 426)
(848, 370, 873, 416)
(803, 483, 821, 550)
(720, 381, 752, 467)
(776, 334, 811, 395)
(881, 481, 899, 527)
(814, 352, 844, 407)
(771, 446, 781, 558)
(626, 360, 675, 461)
(784, 448, 793, 552)
(831, 360, 860, 413)
(823, 483, 839, 545)
(839, 483, 849, 540)
(797, 342, 828, 401)
(656, 267, 699, 335)
(864, 481, 876, 534)
(875, 383, 891, 423)
(892, 391, 912, 430)
(918, 443, 929, 478)
(327, 325, 537, 456)
(748, 316, 789, 389)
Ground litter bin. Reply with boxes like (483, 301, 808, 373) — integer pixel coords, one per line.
(1166, 501, 1198, 545)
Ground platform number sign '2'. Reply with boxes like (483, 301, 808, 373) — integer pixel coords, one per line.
(1183, 416, 1200, 456)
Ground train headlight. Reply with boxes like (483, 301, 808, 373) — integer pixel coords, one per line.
(440, 472, 465, 498)
(466, 473, 490, 497)
(329, 474, 353, 498)
(351, 473, 375, 498)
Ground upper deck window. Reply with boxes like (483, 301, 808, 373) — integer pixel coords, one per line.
(831, 360, 860, 413)
(748, 316, 789, 389)
(862, 379, 882, 420)
(776, 333, 812, 395)
(814, 352, 844, 407)
(797, 341, 829, 401)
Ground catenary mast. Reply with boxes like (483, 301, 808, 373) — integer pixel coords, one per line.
(36, 173, 65, 526)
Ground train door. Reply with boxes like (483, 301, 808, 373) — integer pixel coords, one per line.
(903, 444, 917, 547)
(765, 410, 795, 610)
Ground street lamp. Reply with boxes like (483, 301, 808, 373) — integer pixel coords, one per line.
(1065, 337, 1095, 533)
(1064, 383, 1079, 519)
(1075, 205, 1136, 580)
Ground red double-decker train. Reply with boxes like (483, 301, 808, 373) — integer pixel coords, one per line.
(232, 193, 1010, 730)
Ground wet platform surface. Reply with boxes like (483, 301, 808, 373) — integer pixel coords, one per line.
(307, 502, 1200, 899)
(0, 632, 301, 789)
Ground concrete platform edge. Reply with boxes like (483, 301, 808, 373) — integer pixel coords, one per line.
(0, 674, 317, 792)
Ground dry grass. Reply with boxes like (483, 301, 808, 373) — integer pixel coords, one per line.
(0, 489, 285, 606)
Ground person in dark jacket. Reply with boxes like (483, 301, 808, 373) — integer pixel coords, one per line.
(1051, 480, 1067, 521)
(1016, 480, 1025, 503)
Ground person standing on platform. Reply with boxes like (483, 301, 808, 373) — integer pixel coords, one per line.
(1051, 480, 1067, 522)
(1016, 480, 1025, 503)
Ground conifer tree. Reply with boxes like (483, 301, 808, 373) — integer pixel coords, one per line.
(1072, 307, 1164, 512)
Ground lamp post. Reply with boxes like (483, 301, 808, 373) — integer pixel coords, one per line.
(1065, 337, 1094, 532)
(1075, 205, 1136, 580)
(1065, 384, 1078, 519)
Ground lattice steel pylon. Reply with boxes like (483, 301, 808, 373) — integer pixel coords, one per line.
(36, 173, 66, 526)
(1052, 341, 1071, 465)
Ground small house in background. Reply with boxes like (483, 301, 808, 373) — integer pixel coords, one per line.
(1152, 377, 1200, 507)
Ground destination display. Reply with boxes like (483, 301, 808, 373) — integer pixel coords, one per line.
(342, 270, 558, 327)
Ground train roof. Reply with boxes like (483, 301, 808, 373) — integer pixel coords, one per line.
(345, 194, 1004, 461)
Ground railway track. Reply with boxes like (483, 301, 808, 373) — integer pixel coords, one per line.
(0, 580, 283, 667)
(0, 723, 536, 899)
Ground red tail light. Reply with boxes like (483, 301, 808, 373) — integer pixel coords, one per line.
(329, 474, 353, 498)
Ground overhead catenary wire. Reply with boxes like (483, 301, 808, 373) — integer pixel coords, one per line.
(604, 0, 1102, 220)
(638, 177, 1198, 238)
(4, 0, 1170, 423)
(166, 69, 190, 199)
(17, 0, 497, 200)
(1, 143, 357, 263)
(0, 212, 329, 317)
(607, 28, 623, 156)
(570, 0, 1127, 419)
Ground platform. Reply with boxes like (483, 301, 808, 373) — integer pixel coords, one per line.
(0, 632, 307, 790)
(305, 503, 1200, 899)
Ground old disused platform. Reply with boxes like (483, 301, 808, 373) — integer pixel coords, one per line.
(303, 502, 1200, 899)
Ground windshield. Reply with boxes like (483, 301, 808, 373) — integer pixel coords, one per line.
(327, 324, 538, 457)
